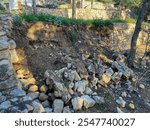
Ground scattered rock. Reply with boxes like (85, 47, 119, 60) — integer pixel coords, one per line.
(39, 93, 48, 101)
(129, 103, 135, 110)
(71, 97, 84, 110)
(53, 99, 64, 113)
(81, 95, 96, 108)
(105, 68, 114, 76)
(40, 85, 48, 93)
(0, 101, 11, 110)
(28, 85, 38, 92)
(42, 100, 50, 108)
(0, 96, 6, 103)
(116, 97, 126, 108)
(112, 61, 132, 79)
(121, 92, 127, 97)
(75, 80, 85, 93)
(26, 104, 33, 112)
(93, 96, 105, 104)
(27, 92, 40, 100)
(45, 107, 53, 113)
(10, 88, 26, 97)
(84, 87, 93, 95)
(139, 84, 145, 90)
(87, 63, 95, 74)
(63, 106, 71, 113)
(32, 101, 45, 113)
(102, 74, 111, 84)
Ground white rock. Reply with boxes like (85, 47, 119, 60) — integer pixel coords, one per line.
(105, 68, 114, 76)
(81, 95, 96, 108)
(71, 97, 84, 110)
(53, 99, 64, 113)
(63, 106, 71, 113)
(32, 101, 45, 113)
(84, 87, 93, 95)
(139, 84, 145, 89)
(121, 92, 127, 97)
(129, 103, 135, 110)
(75, 80, 85, 93)
(116, 97, 126, 108)
(93, 96, 105, 104)
(45, 107, 53, 113)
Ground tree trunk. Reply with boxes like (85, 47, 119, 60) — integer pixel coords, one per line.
(127, 0, 149, 67)
(32, 0, 37, 14)
(72, 0, 76, 19)
(91, 0, 94, 9)
(81, 0, 84, 8)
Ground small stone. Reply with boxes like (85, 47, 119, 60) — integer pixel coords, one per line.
(91, 77, 98, 88)
(53, 99, 64, 113)
(26, 104, 33, 112)
(10, 98, 18, 102)
(0, 96, 6, 103)
(42, 100, 50, 107)
(84, 87, 93, 95)
(0, 101, 11, 109)
(21, 96, 32, 102)
(81, 95, 96, 109)
(129, 103, 135, 110)
(63, 106, 71, 113)
(0, 92, 2, 96)
(45, 107, 53, 113)
(102, 74, 111, 84)
(139, 84, 145, 89)
(39, 93, 48, 101)
(87, 63, 95, 74)
(10, 88, 26, 97)
(67, 63, 72, 69)
(121, 92, 127, 97)
(67, 70, 81, 81)
(92, 92, 98, 96)
(75, 80, 85, 93)
(105, 68, 114, 76)
(116, 97, 126, 108)
(71, 97, 84, 110)
(40, 85, 48, 93)
(68, 82, 74, 89)
(54, 90, 62, 97)
(27, 92, 40, 100)
(32, 101, 45, 113)
(117, 107, 124, 113)
(93, 96, 105, 104)
(28, 85, 38, 92)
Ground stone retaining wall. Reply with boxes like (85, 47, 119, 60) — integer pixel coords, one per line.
(37, 8, 131, 20)
(112, 23, 149, 52)
(0, 14, 31, 112)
